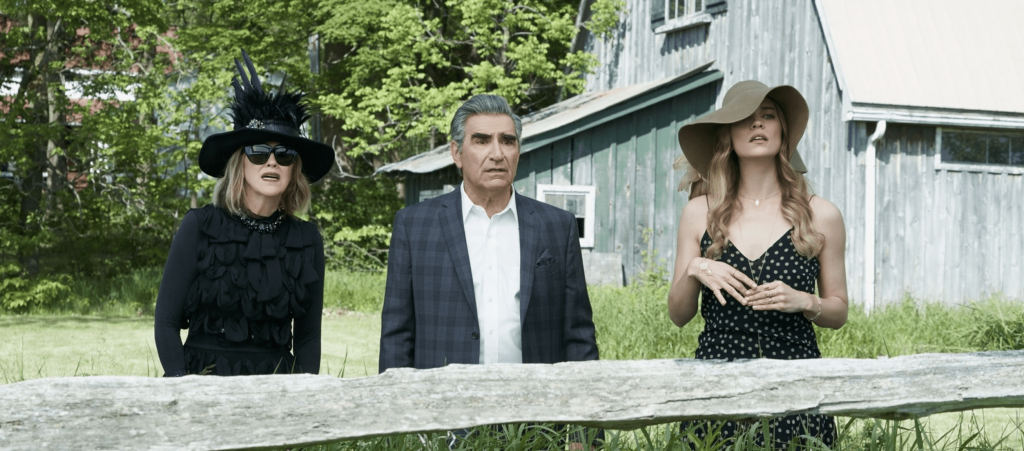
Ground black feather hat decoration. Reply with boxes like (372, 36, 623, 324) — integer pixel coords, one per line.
(199, 49, 333, 183)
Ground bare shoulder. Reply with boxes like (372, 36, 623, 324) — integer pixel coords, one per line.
(809, 195, 845, 231)
(679, 194, 709, 239)
(682, 194, 709, 218)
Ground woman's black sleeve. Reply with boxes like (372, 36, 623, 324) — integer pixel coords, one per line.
(154, 211, 200, 377)
(293, 227, 324, 374)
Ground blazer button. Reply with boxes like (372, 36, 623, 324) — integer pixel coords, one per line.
(471, 332, 479, 340)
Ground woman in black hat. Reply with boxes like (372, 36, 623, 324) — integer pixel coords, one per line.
(668, 81, 849, 448)
(154, 51, 333, 376)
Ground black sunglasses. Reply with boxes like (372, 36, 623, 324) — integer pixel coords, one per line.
(243, 144, 299, 166)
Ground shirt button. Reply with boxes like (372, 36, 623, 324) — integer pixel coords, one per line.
(220, 328, 225, 333)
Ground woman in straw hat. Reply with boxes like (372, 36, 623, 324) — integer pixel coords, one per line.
(154, 50, 333, 376)
(669, 81, 848, 448)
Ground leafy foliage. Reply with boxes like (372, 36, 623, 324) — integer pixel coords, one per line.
(0, 0, 627, 299)
(310, 161, 404, 271)
(0, 0, 189, 285)
(314, 0, 626, 164)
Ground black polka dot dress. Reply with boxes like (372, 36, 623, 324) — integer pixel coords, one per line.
(682, 229, 836, 449)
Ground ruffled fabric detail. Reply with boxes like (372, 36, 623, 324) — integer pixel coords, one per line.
(182, 205, 319, 350)
(184, 346, 296, 376)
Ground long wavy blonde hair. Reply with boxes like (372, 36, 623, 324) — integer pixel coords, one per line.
(702, 98, 822, 260)
(212, 149, 311, 217)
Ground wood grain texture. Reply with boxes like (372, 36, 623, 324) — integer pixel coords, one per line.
(3, 352, 1024, 451)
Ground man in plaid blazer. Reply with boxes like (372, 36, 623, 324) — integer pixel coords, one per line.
(379, 95, 599, 372)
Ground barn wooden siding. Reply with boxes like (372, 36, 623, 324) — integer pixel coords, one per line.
(402, 166, 460, 206)
(854, 123, 1024, 304)
(581, 0, 869, 295)
(400, 0, 1024, 303)
(513, 82, 718, 278)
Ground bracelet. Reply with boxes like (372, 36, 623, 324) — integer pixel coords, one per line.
(805, 296, 822, 322)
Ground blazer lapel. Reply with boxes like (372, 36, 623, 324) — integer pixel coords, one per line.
(440, 191, 478, 318)
(517, 194, 538, 325)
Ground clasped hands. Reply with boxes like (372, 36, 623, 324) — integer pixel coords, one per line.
(690, 258, 810, 313)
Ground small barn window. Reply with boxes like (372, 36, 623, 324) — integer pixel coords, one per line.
(418, 184, 455, 203)
(938, 128, 1024, 172)
(667, 0, 703, 21)
(654, 0, 714, 34)
(537, 184, 596, 249)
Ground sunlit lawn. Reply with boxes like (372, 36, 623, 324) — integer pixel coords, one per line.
(4, 274, 1024, 449)
(0, 312, 380, 381)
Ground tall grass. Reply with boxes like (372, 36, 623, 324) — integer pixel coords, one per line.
(6, 268, 1024, 450)
(322, 270, 387, 312)
(295, 415, 1024, 450)
(593, 281, 1024, 361)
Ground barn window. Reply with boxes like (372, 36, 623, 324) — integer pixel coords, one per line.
(654, 0, 720, 34)
(418, 184, 455, 203)
(938, 128, 1024, 172)
(666, 0, 703, 21)
(537, 184, 596, 249)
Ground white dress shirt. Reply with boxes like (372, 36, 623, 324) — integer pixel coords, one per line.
(461, 183, 522, 364)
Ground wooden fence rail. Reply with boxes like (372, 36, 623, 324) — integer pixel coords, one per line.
(2, 351, 1024, 450)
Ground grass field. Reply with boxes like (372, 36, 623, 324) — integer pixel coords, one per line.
(0, 312, 380, 381)
(3, 268, 1023, 449)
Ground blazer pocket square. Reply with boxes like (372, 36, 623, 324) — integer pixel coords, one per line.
(535, 249, 556, 267)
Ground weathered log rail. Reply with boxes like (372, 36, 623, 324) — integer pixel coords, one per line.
(2, 351, 1024, 450)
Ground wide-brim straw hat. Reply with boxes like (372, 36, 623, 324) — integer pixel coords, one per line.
(677, 80, 808, 178)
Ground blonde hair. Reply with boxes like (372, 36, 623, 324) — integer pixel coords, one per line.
(212, 149, 311, 217)
(673, 155, 707, 200)
(703, 98, 822, 260)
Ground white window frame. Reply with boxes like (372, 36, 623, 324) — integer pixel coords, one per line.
(418, 184, 456, 203)
(666, 0, 704, 20)
(655, 0, 711, 34)
(934, 127, 1024, 175)
(536, 184, 596, 249)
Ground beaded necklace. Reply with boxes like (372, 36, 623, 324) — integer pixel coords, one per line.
(237, 210, 285, 234)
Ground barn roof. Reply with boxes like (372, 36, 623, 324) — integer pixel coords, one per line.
(377, 62, 721, 175)
(816, 0, 1024, 128)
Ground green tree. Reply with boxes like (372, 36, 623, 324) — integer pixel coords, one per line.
(0, 0, 626, 302)
(308, 0, 624, 270)
(0, 0, 180, 303)
(314, 0, 625, 166)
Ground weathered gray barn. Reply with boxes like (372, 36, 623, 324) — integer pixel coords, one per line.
(380, 0, 1024, 309)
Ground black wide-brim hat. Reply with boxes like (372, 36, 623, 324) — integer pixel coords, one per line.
(199, 124, 334, 182)
(198, 50, 334, 183)
(678, 80, 809, 178)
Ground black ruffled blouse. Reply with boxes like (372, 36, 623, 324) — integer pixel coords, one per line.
(154, 205, 324, 376)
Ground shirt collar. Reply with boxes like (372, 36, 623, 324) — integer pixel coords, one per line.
(461, 182, 518, 222)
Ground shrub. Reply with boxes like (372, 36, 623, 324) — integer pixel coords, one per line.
(0, 264, 73, 313)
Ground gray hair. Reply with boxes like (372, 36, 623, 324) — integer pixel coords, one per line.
(449, 94, 522, 153)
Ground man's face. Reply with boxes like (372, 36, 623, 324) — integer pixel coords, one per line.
(451, 114, 520, 195)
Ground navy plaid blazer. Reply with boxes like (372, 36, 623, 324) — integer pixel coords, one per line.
(379, 189, 599, 372)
